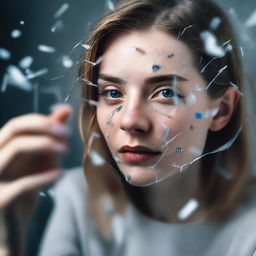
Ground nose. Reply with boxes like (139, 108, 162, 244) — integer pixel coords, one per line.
(120, 102, 152, 135)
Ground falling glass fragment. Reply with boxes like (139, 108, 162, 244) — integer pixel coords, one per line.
(1, 74, 9, 93)
(89, 151, 105, 166)
(62, 55, 73, 68)
(81, 44, 91, 50)
(11, 29, 22, 38)
(200, 31, 225, 57)
(177, 198, 199, 221)
(7, 65, 32, 91)
(19, 56, 33, 69)
(245, 9, 256, 27)
(210, 17, 221, 30)
(38, 45, 56, 53)
(26, 68, 48, 80)
(107, 0, 115, 11)
(54, 3, 70, 19)
(230, 81, 243, 96)
(206, 65, 228, 90)
(51, 20, 64, 33)
(217, 167, 233, 180)
(189, 146, 202, 156)
(177, 25, 193, 39)
(0, 48, 11, 60)
(33, 83, 39, 113)
(160, 124, 170, 142)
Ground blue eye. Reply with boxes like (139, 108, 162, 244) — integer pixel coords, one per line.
(100, 89, 122, 99)
(160, 89, 175, 98)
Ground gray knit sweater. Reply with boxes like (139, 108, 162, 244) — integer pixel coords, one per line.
(39, 168, 256, 256)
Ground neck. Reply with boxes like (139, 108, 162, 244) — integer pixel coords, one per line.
(140, 162, 208, 223)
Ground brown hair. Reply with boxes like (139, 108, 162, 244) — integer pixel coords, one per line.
(79, 0, 251, 236)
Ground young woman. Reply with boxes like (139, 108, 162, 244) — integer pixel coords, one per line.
(1, 0, 255, 255)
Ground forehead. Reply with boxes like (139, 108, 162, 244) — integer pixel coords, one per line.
(101, 28, 195, 71)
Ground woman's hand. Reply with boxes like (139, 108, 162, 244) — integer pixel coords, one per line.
(0, 104, 72, 209)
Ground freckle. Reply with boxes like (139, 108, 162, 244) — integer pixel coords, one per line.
(190, 125, 194, 130)
(152, 65, 161, 72)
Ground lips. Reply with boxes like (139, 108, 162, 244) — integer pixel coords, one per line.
(118, 145, 161, 163)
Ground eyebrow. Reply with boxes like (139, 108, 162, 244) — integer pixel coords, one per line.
(98, 74, 188, 85)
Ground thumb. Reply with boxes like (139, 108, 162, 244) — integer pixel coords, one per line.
(50, 104, 73, 124)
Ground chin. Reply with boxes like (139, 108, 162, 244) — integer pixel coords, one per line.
(119, 164, 181, 187)
(119, 165, 161, 187)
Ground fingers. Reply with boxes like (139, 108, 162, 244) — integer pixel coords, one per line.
(0, 169, 61, 209)
(0, 105, 72, 148)
(50, 104, 73, 123)
(0, 135, 68, 173)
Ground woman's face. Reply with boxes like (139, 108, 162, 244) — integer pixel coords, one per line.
(96, 28, 220, 186)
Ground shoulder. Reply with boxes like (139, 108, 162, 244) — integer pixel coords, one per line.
(210, 186, 256, 255)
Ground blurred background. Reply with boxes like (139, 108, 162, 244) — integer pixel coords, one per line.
(0, 0, 255, 255)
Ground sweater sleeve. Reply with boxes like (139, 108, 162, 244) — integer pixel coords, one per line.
(38, 167, 88, 256)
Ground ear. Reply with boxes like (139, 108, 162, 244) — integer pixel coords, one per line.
(209, 86, 240, 131)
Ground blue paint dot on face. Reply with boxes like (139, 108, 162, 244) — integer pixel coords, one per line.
(152, 65, 161, 72)
(175, 147, 183, 153)
(195, 113, 202, 119)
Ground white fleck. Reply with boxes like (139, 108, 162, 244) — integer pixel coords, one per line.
(245, 9, 256, 27)
(189, 146, 202, 156)
(81, 43, 91, 50)
(177, 25, 193, 39)
(62, 55, 73, 68)
(39, 192, 47, 197)
(89, 151, 105, 166)
(217, 167, 233, 180)
(239, 46, 244, 57)
(38, 44, 56, 53)
(160, 124, 170, 142)
(199, 108, 219, 119)
(7, 65, 32, 91)
(206, 65, 228, 90)
(54, 3, 70, 19)
(107, 0, 115, 11)
(20, 20, 25, 25)
(79, 97, 98, 106)
(186, 92, 197, 105)
(100, 194, 114, 213)
(210, 17, 221, 30)
(225, 43, 233, 52)
(230, 81, 243, 96)
(1, 74, 9, 93)
(177, 198, 199, 221)
(26, 68, 48, 80)
(51, 20, 64, 33)
(80, 78, 98, 87)
(0, 48, 11, 60)
(19, 56, 33, 69)
(113, 156, 121, 163)
(200, 31, 225, 57)
(112, 214, 125, 245)
(11, 29, 22, 38)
